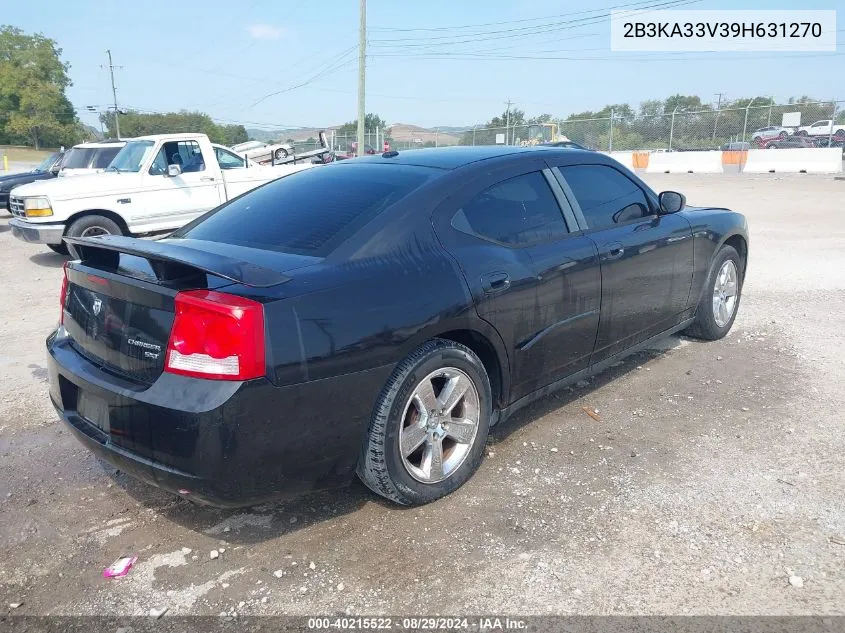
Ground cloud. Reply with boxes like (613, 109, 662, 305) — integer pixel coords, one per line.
(248, 24, 284, 40)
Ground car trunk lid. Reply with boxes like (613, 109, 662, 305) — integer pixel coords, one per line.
(62, 236, 303, 384)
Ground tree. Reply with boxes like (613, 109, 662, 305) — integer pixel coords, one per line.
(100, 110, 248, 146)
(0, 25, 81, 148)
(336, 113, 387, 137)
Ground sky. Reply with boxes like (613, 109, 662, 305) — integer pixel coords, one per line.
(5, 0, 844, 132)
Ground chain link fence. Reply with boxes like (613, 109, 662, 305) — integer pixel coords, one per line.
(275, 100, 842, 156)
(444, 100, 842, 152)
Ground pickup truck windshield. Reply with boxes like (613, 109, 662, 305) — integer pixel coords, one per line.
(108, 141, 156, 172)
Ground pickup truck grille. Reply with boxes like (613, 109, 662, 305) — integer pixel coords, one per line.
(9, 196, 25, 218)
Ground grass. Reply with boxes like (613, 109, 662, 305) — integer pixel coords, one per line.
(0, 145, 57, 164)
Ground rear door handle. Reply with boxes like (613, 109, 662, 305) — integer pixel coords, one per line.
(481, 272, 511, 294)
(605, 242, 625, 260)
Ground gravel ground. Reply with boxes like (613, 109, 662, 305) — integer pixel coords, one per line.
(0, 173, 843, 616)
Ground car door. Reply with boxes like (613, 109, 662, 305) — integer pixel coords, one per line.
(141, 140, 223, 227)
(552, 162, 694, 363)
(433, 159, 601, 402)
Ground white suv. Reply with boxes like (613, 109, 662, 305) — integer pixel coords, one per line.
(58, 139, 126, 177)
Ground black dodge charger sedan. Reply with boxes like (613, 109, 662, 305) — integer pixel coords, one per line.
(48, 146, 748, 507)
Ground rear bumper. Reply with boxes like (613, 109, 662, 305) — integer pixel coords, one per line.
(47, 328, 393, 507)
(10, 218, 66, 245)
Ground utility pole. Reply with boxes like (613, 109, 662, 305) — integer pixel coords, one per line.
(504, 99, 512, 146)
(356, 0, 366, 157)
(712, 92, 725, 140)
(103, 50, 122, 139)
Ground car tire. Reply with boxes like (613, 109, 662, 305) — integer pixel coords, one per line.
(65, 215, 123, 259)
(48, 243, 69, 255)
(768, 143, 778, 149)
(779, 131, 788, 139)
(684, 245, 744, 341)
(274, 148, 288, 161)
(357, 339, 492, 506)
(796, 130, 808, 137)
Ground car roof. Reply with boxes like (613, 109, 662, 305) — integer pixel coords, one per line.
(72, 139, 127, 149)
(352, 145, 592, 170)
(135, 133, 208, 142)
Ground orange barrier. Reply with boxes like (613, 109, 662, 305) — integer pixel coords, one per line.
(632, 152, 650, 169)
(721, 150, 748, 167)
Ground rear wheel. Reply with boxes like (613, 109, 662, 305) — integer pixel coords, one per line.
(779, 131, 788, 139)
(357, 339, 492, 505)
(684, 245, 743, 341)
(65, 215, 123, 258)
(274, 148, 288, 161)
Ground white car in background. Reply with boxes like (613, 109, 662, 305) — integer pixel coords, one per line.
(231, 139, 294, 164)
(58, 139, 126, 177)
(794, 120, 845, 138)
(750, 126, 791, 141)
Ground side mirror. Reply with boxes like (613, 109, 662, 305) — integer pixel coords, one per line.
(658, 191, 686, 214)
(167, 164, 182, 177)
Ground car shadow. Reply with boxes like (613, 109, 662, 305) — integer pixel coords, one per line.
(490, 338, 686, 444)
(102, 464, 376, 545)
(29, 251, 68, 267)
(103, 334, 688, 543)
(0, 222, 9, 233)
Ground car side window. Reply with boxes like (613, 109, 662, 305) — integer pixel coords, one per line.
(558, 164, 652, 230)
(451, 171, 569, 246)
(215, 147, 246, 170)
(149, 141, 205, 175)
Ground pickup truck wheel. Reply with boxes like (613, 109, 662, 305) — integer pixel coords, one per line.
(274, 148, 288, 160)
(48, 243, 69, 255)
(685, 245, 743, 341)
(357, 339, 492, 506)
(834, 130, 845, 140)
(65, 215, 123, 258)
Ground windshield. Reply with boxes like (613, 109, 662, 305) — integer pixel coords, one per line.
(108, 140, 156, 172)
(34, 153, 59, 172)
(62, 148, 95, 169)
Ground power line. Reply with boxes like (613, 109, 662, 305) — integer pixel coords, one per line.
(247, 47, 357, 108)
(369, 0, 697, 32)
(369, 0, 699, 45)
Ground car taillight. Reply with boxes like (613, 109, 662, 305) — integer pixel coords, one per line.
(60, 263, 69, 325)
(165, 290, 265, 381)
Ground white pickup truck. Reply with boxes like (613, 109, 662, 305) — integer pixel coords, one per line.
(9, 133, 315, 254)
(795, 120, 845, 138)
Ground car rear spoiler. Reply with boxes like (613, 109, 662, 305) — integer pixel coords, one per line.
(64, 235, 291, 288)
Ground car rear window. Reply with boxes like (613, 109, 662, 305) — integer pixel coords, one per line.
(178, 163, 436, 256)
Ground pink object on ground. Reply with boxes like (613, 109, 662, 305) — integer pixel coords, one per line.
(102, 555, 138, 578)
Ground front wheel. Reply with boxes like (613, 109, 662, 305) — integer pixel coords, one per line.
(684, 245, 743, 341)
(358, 339, 492, 505)
(65, 215, 123, 259)
(274, 148, 288, 161)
